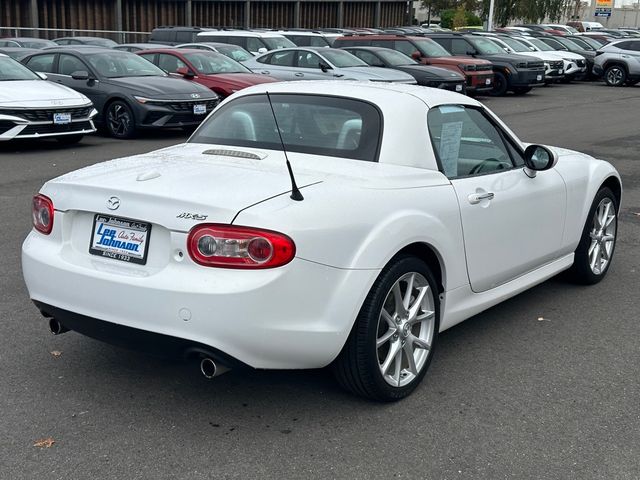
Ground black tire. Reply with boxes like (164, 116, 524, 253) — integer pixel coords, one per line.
(604, 64, 627, 87)
(56, 134, 83, 145)
(567, 187, 618, 285)
(105, 100, 137, 139)
(332, 255, 440, 402)
(489, 71, 508, 96)
(512, 86, 532, 95)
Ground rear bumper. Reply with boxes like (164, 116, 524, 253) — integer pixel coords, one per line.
(22, 228, 377, 369)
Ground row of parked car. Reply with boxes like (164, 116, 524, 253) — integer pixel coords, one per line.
(1, 25, 637, 145)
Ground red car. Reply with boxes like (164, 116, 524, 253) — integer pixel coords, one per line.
(137, 48, 278, 98)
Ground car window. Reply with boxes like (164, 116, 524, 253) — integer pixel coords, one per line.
(25, 54, 56, 73)
(190, 94, 382, 162)
(296, 51, 322, 69)
(176, 31, 194, 43)
(309, 36, 330, 47)
(138, 53, 155, 63)
(350, 50, 384, 66)
(393, 40, 418, 57)
(58, 54, 88, 75)
(246, 37, 264, 52)
(269, 50, 295, 66)
(0, 40, 20, 47)
(55, 39, 71, 45)
(427, 105, 514, 178)
(183, 52, 250, 74)
(450, 39, 472, 56)
(630, 41, 640, 51)
(158, 53, 187, 73)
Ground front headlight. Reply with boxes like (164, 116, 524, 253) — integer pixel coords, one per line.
(133, 96, 152, 104)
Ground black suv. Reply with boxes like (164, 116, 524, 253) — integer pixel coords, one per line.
(150, 27, 214, 45)
(426, 33, 545, 95)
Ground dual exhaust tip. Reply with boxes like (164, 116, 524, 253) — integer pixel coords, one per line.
(47, 318, 230, 379)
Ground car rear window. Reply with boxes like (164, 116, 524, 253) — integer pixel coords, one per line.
(189, 94, 382, 162)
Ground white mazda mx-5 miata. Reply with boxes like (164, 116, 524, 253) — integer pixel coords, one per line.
(22, 82, 621, 401)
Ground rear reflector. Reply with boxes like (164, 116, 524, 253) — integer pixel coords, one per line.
(187, 224, 295, 269)
(32, 194, 54, 235)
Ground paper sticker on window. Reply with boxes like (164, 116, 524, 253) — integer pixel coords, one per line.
(438, 105, 465, 115)
(439, 121, 463, 177)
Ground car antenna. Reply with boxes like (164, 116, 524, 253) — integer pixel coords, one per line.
(265, 91, 304, 201)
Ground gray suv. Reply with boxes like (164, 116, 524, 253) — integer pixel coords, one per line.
(593, 39, 640, 86)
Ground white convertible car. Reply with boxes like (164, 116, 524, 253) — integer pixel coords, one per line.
(22, 82, 621, 401)
(0, 54, 97, 143)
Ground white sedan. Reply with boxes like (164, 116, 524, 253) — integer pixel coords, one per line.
(0, 54, 97, 143)
(22, 82, 621, 401)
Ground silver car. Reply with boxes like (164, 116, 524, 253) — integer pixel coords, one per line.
(243, 47, 417, 84)
(593, 39, 640, 86)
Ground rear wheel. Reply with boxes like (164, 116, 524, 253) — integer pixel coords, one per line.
(56, 134, 83, 145)
(333, 255, 439, 401)
(568, 187, 618, 284)
(489, 71, 508, 96)
(106, 100, 136, 139)
(512, 86, 532, 95)
(604, 65, 627, 87)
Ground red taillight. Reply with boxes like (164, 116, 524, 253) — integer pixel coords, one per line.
(32, 194, 54, 235)
(187, 224, 295, 269)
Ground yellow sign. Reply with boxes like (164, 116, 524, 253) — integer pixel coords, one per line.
(595, 0, 613, 7)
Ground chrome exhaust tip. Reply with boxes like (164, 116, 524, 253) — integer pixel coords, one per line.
(200, 357, 230, 379)
(49, 318, 69, 335)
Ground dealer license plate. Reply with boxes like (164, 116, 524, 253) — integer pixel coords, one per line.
(53, 113, 71, 125)
(193, 104, 206, 115)
(89, 214, 151, 265)
(485, 78, 492, 85)
(455, 84, 463, 92)
(537, 74, 543, 81)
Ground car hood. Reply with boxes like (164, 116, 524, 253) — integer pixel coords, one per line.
(0, 79, 90, 107)
(338, 66, 416, 82)
(479, 53, 536, 64)
(394, 64, 464, 81)
(553, 51, 586, 61)
(102, 75, 217, 99)
(200, 72, 278, 89)
(514, 51, 560, 62)
(43, 143, 447, 230)
(431, 56, 492, 66)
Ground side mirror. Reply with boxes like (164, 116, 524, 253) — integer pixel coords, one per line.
(523, 145, 558, 178)
(176, 66, 195, 78)
(319, 62, 331, 72)
(36, 71, 48, 80)
(71, 70, 90, 80)
(411, 51, 422, 60)
(257, 47, 268, 54)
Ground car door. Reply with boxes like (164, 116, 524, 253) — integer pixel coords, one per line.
(48, 53, 107, 111)
(293, 50, 333, 80)
(427, 104, 567, 292)
(255, 50, 296, 80)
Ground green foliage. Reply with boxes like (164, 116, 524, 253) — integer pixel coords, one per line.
(481, 0, 573, 27)
(440, 7, 482, 28)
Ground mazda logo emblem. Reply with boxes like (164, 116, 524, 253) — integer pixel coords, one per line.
(106, 196, 120, 210)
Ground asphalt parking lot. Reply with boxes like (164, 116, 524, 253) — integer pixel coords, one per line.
(1, 82, 639, 479)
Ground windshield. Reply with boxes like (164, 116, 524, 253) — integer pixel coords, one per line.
(216, 45, 253, 62)
(470, 37, 506, 54)
(528, 39, 554, 51)
(0, 56, 40, 81)
(498, 37, 530, 53)
(189, 94, 382, 162)
(262, 37, 296, 50)
(377, 49, 417, 66)
(413, 38, 451, 57)
(320, 49, 368, 67)
(87, 52, 166, 78)
(183, 52, 251, 74)
(580, 36, 606, 48)
(563, 37, 593, 51)
(21, 40, 56, 48)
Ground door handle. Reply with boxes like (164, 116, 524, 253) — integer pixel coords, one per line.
(260, 70, 270, 75)
(468, 192, 495, 204)
(294, 72, 304, 77)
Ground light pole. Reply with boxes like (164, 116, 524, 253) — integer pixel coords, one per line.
(636, 0, 640, 28)
(487, 0, 495, 30)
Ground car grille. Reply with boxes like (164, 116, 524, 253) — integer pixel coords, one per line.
(550, 60, 563, 70)
(476, 64, 492, 72)
(527, 61, 544, 69)
(576, 59, 586, 67)
(19, 121, 93, 136)
(0, 106, 93, 122)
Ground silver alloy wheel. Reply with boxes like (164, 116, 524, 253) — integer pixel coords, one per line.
(376, 272, 435, 387)
(588, 197, 616, 275)
(107, 104, 131, 136)
(606, 67, 624, 86)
